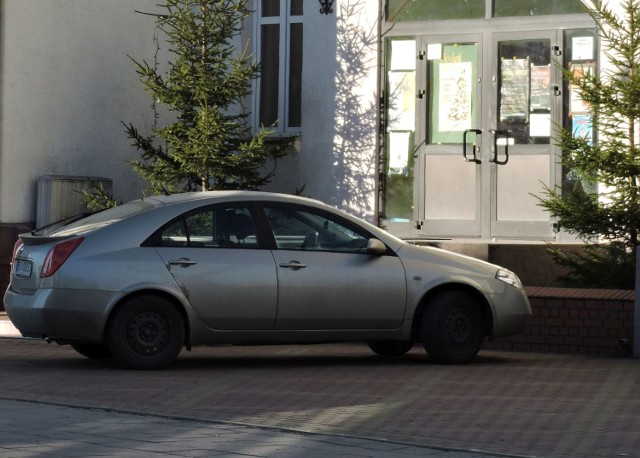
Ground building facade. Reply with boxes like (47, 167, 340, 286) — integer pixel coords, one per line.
(0, 0, 608, 291)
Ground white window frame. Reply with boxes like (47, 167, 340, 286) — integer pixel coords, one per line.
(253, 0, 303, 136)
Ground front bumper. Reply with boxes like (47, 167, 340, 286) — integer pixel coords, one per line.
(490, 285, 532, 338)
(3, 287, 117, 343)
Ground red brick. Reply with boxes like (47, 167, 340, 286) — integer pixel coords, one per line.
(586, 300, 605, 310)
(546, 317, 564, 327)
(565, 318, 584, 327)
(584, 319, 602, 328)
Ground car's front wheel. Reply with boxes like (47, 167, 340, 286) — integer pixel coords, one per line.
(368, 340, 413, 357)
(107, 295, 185, 370)
(421, 290, 485, 364)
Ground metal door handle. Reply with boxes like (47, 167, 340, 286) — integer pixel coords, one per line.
(168, 258, 197, 267)
(489, 129, 511, 165)
(279, 260, 307, 270)
(463, 129, 482, 164)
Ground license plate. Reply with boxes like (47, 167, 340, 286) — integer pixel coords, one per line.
(13, 258, 33, 278)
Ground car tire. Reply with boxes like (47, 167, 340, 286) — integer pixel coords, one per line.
(421, 290, 485, 364)
(367, 340, 413, 357)
(71, 343, 112, 359)
(107, 295, 185, 370)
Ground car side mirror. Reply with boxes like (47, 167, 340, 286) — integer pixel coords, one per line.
(366, 238, 387, 255)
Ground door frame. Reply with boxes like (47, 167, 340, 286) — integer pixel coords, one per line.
(380, 14, 596, 241)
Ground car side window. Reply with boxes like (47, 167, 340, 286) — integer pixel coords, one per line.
(156, 206, 259, 248)
(263, 205, 370, 253)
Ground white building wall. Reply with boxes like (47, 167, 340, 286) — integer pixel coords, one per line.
(0, 0, 161, 224)
(297, 0, 380, 221)
(0, 0, 381, 225)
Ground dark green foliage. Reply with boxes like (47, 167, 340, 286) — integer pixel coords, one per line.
(548, 242, 636, 289)
(539, 0, 640, 288)
(125, 0, 292, 194)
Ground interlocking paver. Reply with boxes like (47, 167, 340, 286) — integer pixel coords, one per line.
(1, 336, 639, 457)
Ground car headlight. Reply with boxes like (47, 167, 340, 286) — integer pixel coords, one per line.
(496, 269, 523, 289)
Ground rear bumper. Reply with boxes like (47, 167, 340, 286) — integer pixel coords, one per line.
(3, 287, 116, 343)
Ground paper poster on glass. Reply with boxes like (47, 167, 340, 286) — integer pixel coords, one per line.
(529, 113, 551, 137)
(572, 36, 594, 61)
(388, 72, 416, 131)
(438, 61, 472, 132)
(530, 64, 551, 111)
(500, 58, 529, 121)
(572, 114, 593, 145)
(390, 40, 416, 71)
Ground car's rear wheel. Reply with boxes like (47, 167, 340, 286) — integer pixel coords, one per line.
(421, 290, 485, 364)
(107, 295, 185, 370)
(368, 340, 413, 357)
(71, 343, 112, 359)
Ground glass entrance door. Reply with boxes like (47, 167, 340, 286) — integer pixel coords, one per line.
(419, 31, 561, 239)
(490, 31, 560, 238)
(421, 35, 483, 237)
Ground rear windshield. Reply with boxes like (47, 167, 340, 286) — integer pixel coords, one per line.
(41, 201, 156, 237)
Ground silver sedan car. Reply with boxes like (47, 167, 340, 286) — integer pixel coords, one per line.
(4, 191, 530, 369)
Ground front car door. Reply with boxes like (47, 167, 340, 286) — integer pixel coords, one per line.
(262, 204, 407, 330)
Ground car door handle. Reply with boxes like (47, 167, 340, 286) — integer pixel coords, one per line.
(168, 258, 197, 267)
(279, 260, 307, 270)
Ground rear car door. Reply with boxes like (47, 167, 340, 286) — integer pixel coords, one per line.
(152, 204, 278, 330)
(262, 204, 407, 330)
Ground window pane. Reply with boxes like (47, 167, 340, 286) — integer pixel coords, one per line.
(562, 29, 598, 198)
(264, 206, 369, 252)
(288, 23, 303, 128)
(260, 24, 280, 127)
(185, 211, 214, 244)
(261, 0, 279, 17)
(214, 207, 258, 247)
(291, 0, 303, 16)
(428, 43, 478, 144)
(159, 219, 188, 247)
(495, 0, 584, 17)
(384, 38, 416, 221)
(497, 39, 551, 145)
(387, 0, 484, 21)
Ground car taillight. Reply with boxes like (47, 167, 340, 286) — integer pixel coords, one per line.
(41, 237, 84, 278)
(11, 239, 23, 264)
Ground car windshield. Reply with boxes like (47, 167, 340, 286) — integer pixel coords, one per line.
(38, 201, 156, 237)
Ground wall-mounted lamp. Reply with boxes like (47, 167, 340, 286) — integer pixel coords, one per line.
(318, 0, 334, 15)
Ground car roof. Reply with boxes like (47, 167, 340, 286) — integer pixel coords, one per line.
(144, 191, 326, 207)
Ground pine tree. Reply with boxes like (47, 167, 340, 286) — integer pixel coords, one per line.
(540, 0, 640, 288)
(124, 0, 291, 194)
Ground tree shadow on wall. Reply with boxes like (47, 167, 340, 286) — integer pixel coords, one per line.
(329, 0, 378, 220)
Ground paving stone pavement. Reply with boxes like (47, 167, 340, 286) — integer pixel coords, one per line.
(0, 398, 495, 457)
(1, 335, 639, 457)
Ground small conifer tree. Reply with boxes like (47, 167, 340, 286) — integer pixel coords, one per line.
(124, 0, 291, 194)
(540, 0, 640, 288)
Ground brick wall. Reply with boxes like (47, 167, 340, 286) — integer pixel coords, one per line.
(484, 287, 636, 356)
